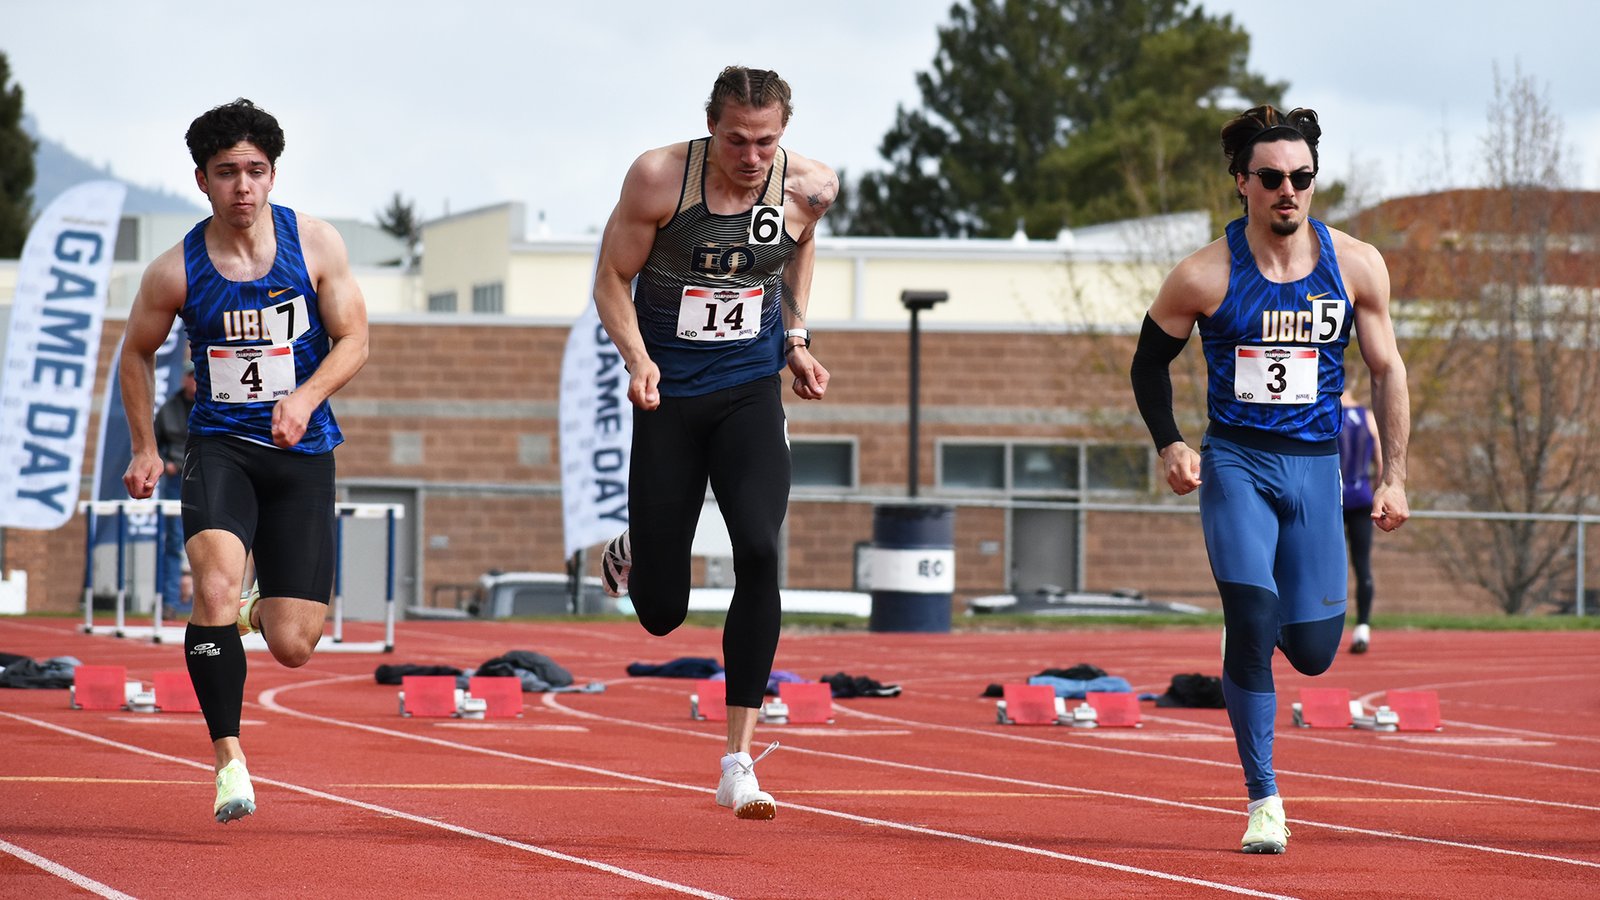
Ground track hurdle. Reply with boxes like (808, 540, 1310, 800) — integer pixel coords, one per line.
(77, 499, 403, 653)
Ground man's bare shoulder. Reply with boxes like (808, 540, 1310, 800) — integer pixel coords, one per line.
(141, 242, 189, 295)
(1167, 236, 1232, 296)
(782, 149, 838, 221)
(618, 141, 691, 219)
(291, 211, 348, 254)
(1325, 225, 1389, 296)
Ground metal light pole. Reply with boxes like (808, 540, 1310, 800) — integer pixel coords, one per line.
(900, 290, 948, 498)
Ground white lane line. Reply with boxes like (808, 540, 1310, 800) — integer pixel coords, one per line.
(538, 691, 1600, 871)
(827, 703, 1600, 814)
(0, 838, 138, 900)
(252, 676, 1296, 897)
(0, 710, 729, 900)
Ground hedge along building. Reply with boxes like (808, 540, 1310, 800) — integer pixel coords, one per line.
(0, 200, 1548, 620)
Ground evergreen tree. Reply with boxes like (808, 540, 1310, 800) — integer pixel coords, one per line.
(838, 0, 1283, 237)
(0, 51, 37, 255)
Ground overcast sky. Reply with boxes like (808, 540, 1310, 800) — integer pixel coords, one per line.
(6, 0, 1598, 235)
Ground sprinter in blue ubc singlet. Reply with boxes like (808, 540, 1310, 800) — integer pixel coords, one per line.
(1131, 105, 1411, 853)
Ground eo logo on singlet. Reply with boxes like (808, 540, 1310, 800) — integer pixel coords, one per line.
(690, 242, 756, 276)
(189, 642, 222, 657)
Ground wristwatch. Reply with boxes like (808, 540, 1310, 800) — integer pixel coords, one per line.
(783, 328, 811, 349)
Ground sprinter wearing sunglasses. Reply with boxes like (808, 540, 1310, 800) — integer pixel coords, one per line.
(1129, 105, 1411, 854)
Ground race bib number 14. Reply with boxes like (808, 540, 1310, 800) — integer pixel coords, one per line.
(677, 285, 764, 342)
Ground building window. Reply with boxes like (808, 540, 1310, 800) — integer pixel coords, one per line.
(939, 443, 1005, 491)
(1012, 444, 1079, 492)
(937, 440, 1148, 494)
(1087, 444, 1149, 492)
(791, 439, 856, 489)
(427, 291, 457, 313)
(472, 282, 504, 314)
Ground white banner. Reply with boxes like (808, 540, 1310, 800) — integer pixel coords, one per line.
(558, 290, 632, 559)
(0, 181, 126, 529)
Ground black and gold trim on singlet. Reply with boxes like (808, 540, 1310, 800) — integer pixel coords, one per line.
(671, 138, 788, 220)
(634, 137, 798, 398)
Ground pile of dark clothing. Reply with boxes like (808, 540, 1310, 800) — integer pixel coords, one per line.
(819, 672, 901, 698)
(983, 663, 1131, 699)
(0, 653, 80, 689)
(375, 650, 604, 693)
(1153, 673, 1226, 708)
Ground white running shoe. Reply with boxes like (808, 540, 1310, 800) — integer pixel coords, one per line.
(716, 743, 779, 820)
(214, 758, 256, 824)
(1240, 795, 1289, 853)
(237, 583, 261, 637)
(601, 532, 631, 598)
(1350, 623, 1371, 654)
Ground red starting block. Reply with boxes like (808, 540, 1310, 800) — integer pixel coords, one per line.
(778, 682, 834, 724)
(1294, 687, 1354, 728)
(153, 671, 201, 712)
(71, 665, 129, 710)
(1386, 690, 1443, 731)
(999, 684, 1061, 725)
(400, 675, 460, 717)
(468, 676, 523, 718)
(691, 679, 728, 721)
(1085, 692, 1142, 727)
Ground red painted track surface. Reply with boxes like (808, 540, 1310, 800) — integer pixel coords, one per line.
(2, 616, 1597, 899)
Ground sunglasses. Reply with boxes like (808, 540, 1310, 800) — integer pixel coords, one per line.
(1247, 168, 1316, 191)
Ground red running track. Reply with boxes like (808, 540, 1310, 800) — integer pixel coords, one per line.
(2, 616, 1597, 899)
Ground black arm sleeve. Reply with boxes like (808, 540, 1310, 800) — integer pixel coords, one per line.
(1129, 313, 1190, 450)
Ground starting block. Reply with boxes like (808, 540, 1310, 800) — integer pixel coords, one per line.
(70, 665, 130, 711)
(1084, 691, 1142, 728)
(777, 682, 834, 724)
(690, 680, 728, 721)
(398, 675, 487, 718)
(1294, 687, 1443, 732)
(468, 676, 523, 718)
(1293, 687, 1354, 728)
(1385, 690, 1443, 731)
(153, 671, 201, 713)
(996, 685, 1143, 728)
(996, 684, 1064, 725)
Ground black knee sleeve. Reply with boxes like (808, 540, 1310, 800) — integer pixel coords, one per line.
(185, 622, 247, 741)
(1219, 581, 1280, 693)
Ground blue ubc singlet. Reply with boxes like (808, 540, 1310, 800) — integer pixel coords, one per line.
(181, 204, 343, 454)
(632, 138, 796, 397)
(1199, 217, 1352, 447)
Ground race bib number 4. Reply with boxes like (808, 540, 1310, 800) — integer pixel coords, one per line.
(208, 345, 295, 403)
(677, 285, 764, 342)
(1235, 346, 1318, 404)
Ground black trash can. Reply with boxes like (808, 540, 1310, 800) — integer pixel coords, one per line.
(868, 505, 954, 633)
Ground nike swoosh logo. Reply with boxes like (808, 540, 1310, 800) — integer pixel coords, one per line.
(1306, 292, 1331, 302)
(268, 288, 292, 298)
(1320, 597, 1343, 606)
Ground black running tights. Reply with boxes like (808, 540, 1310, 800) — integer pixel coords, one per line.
(627, 375, 790, 709)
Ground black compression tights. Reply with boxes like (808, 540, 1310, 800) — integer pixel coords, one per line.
(627, 375, 790, 710)
(1344, 506, 1375, 625)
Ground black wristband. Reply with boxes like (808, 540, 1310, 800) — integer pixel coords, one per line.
(1129, 313, 1189, 450)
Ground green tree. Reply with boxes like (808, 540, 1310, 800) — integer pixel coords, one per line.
(0, 51, 37, 256)
(375, 191, 421, 267)
(836, 0, 1282, 238)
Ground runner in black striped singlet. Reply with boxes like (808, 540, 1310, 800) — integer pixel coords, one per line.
(593, 66, 837, 821)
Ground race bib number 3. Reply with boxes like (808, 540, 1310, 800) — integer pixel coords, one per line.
(208, 345, 295, 403)
(677, 285, 764, 342)
(1235, 346, 1319, 405)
